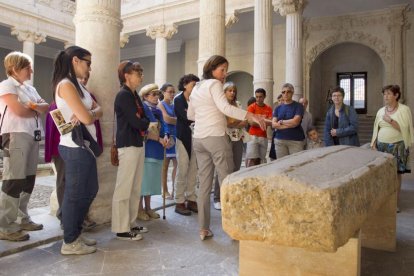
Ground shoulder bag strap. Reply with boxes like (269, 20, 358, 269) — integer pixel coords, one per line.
(0, 106, 8, 133)
(112, 110, 116, 144)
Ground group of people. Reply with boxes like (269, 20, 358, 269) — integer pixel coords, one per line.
(0, 47, 412, 256)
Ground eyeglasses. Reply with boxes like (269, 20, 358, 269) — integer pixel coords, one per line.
(80, 58, 91, 67)
(281, 90, 292, 94)
(150, 92, 159, 97)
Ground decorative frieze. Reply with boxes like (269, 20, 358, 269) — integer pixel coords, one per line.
(61, 0, 76, 15)
(146, 24, 178, 40)
(272, 0, 307, 16)
(74, 7, 123, 30)
(11, 28, 46, 44)
(36, 0, 51, 6)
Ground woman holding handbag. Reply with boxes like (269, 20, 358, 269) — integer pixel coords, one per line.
(111, 61, 149, 241)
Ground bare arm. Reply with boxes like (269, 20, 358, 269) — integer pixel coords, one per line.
(158, 102, 176, 125)
(90, 100, 103, 120)
(1, 94, 36, 118)
(279, 115, 302, 128)
(58, 82, 94, 125)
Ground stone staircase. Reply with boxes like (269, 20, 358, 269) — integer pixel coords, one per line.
(314, 115, 375, 145)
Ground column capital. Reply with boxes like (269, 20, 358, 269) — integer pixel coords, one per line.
(120, 33, 130, 48)
(64, 41, 75, 49)
(226, 11, 240, 29)
(273, 0, 307, 16)
(146, 24, 177, 40)
(11, 28, 46, 44)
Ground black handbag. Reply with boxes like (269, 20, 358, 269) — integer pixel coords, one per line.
(0, 106, 8, 150)
(72, 123, 103, 157)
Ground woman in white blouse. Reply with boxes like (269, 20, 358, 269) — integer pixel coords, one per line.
(0, 51, 49, 242)
(188, 55, 265, 240)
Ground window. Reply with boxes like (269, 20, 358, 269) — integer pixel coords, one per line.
(337, 72, 367, 114)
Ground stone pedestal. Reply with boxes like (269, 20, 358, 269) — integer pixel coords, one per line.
(222, 146, 398, 274)
(240, 233, 361, 276)
(361, 191, 397, 252)
(73, 0, 122, 224)
(197, 0, 225, 76)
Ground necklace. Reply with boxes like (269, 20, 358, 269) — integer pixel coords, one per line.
(386, 104, 398, 113)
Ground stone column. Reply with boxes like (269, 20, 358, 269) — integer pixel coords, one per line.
(198, 0, 225, 76)
(273, 0, 307, 100)
(11, 28, 46, 85)
(73, 0, 123, 224)
(254, 0, 274, 107)
(146, 24, 177, 87)
(387, 6, 407, 100)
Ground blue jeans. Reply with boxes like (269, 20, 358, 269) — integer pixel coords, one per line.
(59, 145, 98, 243)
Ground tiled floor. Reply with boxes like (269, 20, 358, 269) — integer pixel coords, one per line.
(0, 174, 413, 275)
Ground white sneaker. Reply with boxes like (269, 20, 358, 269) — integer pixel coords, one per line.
(214, 202, 221, 210)
(61, 237, 97, 255)
(80, 234, 97, 246)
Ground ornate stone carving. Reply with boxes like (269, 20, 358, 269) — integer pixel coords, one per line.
(74, 8, 123, 30)
(61, 0, 76, 15)
(306, 31, 389, 68)
(273, 0, 307, 16)
(226, 11, 240, 28)
(36, 0, 51, 6)
(11, 28, 46, 44)
(146, 24, 178, 40)
(304, 6, 408, 33)
(120, 33, 130, 48)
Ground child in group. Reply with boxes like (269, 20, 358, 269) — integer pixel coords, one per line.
(306, 127, 324, 149)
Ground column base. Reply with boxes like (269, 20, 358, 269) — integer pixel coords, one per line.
(239, 233, 361, 276)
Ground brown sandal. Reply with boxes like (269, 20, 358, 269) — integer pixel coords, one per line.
(199, 229, 214, 241)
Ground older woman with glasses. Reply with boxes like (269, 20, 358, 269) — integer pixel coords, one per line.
(0, 51, 49, 242)
(272, 83, 305, 158)
(112, 61, 149, 242)
(324, 86, 359, 147)
(371, 84, 413, 212)
(138, 84, 168, 221)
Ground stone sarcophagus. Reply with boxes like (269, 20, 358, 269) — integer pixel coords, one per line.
(221, 146, 398, 276)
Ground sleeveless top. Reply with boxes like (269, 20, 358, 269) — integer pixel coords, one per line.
(55, 78, 97, 148)
(161, 101, 176, 137)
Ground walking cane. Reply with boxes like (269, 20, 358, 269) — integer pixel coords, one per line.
(162, 144, 167, 220)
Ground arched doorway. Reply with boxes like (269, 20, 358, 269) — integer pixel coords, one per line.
(226, 71, 253, 109)
(309, 42, 385, 121)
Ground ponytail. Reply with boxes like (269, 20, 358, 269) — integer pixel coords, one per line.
(52, 46, 91, 100)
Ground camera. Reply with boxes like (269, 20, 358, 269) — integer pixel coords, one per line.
(34, 130, 41, 141)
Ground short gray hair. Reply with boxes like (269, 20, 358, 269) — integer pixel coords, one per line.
(282, 83, 294, 92)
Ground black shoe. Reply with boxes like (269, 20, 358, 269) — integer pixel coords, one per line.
(116, 232, 143, 241)
(131, 226, 148, 233)
(175, 203, 191, 216)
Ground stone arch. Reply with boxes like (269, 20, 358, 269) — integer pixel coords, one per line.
(306, 31, 390, 69)
(308, 42, 385, 120)
(226, 71, 254, 108)
(305, 31, 391, 95)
